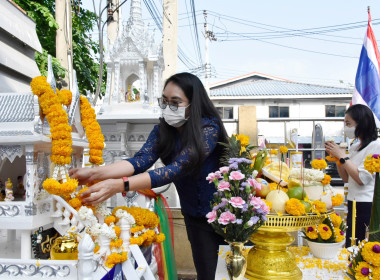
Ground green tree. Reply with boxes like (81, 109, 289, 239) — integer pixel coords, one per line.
(13, 0, 106, 98)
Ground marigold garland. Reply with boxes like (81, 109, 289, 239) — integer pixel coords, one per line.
(312, 200, 327, 214)
(105, 252, 128, 268)
(285, 198, 306, 216)
(354, 261, 372, 280)
(311, 158, 327, 170)
(79, 96, 105, 165)
(42, 178, 77, 196)
(110, 238, 123, 249)
(57, 89, 72, 106)
(364, 154, 380, 174)
(329, 213, 342, 228)
(112, 206, 159, 229)
(321, 174, 331, 185)
(331, 194, 344, 207)
(105, 215, 116, 226)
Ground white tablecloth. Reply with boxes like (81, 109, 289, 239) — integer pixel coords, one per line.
(215, 245, 350, 280)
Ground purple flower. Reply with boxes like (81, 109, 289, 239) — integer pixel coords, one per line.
(373, 244, 380, 253)
(335, 213, 340, 216)
(241, 182, 249, 187)
(348, 263, 352, 268)
(373, 154, 380, 159)
(229, 162, 238, 170)
(307, 227, 314, 232)
(247, 216, 260, 226)
(323, 227, 329, 231)
(340, 231, 345, 236)
(236, 219, 243, 225)
(361, 267, 369, 276)
(241, 204, 248, 213)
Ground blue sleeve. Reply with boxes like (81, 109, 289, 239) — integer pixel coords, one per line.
(126, 125, 160, 174)
(149, 119, 221, 188)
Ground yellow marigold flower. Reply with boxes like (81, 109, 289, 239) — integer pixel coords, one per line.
(364, 154, 380, 174)
(305, 226, 318, 240)
(317, 224, 332, 240)
(329, 213, 342, 228)
(89, 149, 103, 157)
(270, 149, 278, 155)
(269, 182, 278, 191)
(321, 174, 331, 185)
(105, 252, 128, 268)
(42, 178, 61, 194)
(311, 158, 327, 170)
(285, 198, 306, 216)
(104, 215, 116, 226)
(60, 179, 78, 195)
(355, 261, 372, 280)
(236, 134, 250, 147)
(334, 228, 345, 243)
(279, 146, 288, 154)
(372, 266, 380, 279)
(312, 200, 327, 214)
(114, 226, 121, 237)
(68, 197, 82, 209)
(362, 242, 380, 266)
(331, 194, 344, 207)
(110, 238, 123, 248)
(131, 225, 145, 234)
(130, 236, 144, 246)
(57, 89, 72, 106)
(154, 233, 166, 243)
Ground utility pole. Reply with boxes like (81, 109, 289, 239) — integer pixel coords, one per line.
(162, 0, 178, 82)
(55, 0, 73, 90)
(203, 10, 216, 93)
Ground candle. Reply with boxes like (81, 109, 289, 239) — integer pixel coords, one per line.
(351, 200, 356, 246)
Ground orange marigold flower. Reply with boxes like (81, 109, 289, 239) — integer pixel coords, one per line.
(105, 215, 116, 225)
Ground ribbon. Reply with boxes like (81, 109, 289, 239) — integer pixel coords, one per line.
(138, 190, 177, 280)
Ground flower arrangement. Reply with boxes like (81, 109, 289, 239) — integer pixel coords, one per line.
(111, 206, 165, 247)
(205, 134, 269, 242)
(302, 212, 346, 243)
(347, 154, 380, 279)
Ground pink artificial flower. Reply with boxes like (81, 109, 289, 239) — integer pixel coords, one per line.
(247, 178, 261, 190)
(229, 197, 246, 208)
(250, 196, 264, 209)
(218, 181, 231, 191)
(219, 166, 230, 174)
(218, 211, 237, 225)
(229, 171, 245, 181)
(206, 172, 222, 183)
(206, 210, 217, 223)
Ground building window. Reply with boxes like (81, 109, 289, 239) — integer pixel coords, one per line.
(216, 106, 233, 119)
(269, 106, 289, 118)
(325, 105, 346, 117)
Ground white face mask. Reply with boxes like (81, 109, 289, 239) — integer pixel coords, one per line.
(344, 125, 356, 139)
(162, 105, 190, 128)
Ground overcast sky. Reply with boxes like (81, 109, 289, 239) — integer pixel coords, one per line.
(82, 0, 380, 88)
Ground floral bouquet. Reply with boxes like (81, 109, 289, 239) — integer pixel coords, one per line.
(302, 212, 346, 243)
(346, 154, 380, 279)
(205, 134, 269, 242)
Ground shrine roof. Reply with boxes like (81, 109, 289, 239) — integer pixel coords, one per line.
(0, 93, 35, 122)
(210, 79, 352, 98)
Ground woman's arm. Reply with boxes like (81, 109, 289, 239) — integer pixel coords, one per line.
(69, 161, 135, 185)
(336, 163, 349, 183)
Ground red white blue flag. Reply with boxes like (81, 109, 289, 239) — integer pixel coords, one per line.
(352, 9, 380, 127)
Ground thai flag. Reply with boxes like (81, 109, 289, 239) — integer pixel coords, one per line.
(352, 9, 380, 127)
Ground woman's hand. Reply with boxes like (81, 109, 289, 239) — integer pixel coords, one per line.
(325, 141, 347, 159)
(80, 178, 124, 205)
(68, 167, 96, 185)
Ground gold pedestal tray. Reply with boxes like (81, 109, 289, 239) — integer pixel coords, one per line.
(245, 211, 331, 280)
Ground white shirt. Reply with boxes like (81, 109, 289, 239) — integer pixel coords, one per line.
(347, 139, 380, 202)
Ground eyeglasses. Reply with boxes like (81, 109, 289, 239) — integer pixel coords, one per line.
(158, 98, 182, 112)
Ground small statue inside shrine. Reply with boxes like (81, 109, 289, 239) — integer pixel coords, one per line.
(4, 178, 14, 201)
(14, 175, 25, 200)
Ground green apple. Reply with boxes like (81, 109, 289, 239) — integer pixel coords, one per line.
(287, 186, 307, 200)
(300, 200, 312, 213)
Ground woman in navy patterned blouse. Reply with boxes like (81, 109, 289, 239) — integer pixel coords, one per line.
(70, 72, 228, 280)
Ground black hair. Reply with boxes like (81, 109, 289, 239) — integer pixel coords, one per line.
(346, 104, 378, 151)
(157, 72, 228, 174)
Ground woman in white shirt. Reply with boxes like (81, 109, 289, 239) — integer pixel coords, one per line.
(325, 104, 380, 247)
